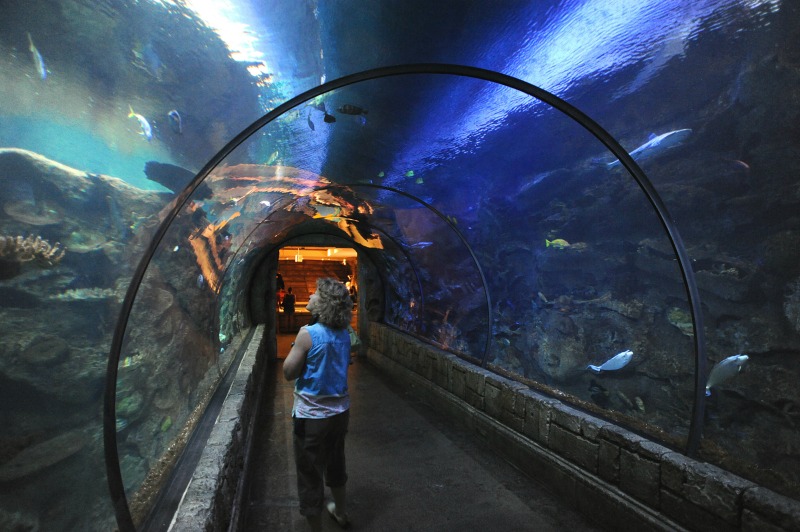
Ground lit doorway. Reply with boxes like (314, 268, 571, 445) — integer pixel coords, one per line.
(276, 246, 358, 337)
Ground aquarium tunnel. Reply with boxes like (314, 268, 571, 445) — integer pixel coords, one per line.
(2, 1, 800, 531)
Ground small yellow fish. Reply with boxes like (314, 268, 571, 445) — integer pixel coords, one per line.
(415, 177, 424, 184)
(405, 170, 415, 177)
(546, 238, 570, 249)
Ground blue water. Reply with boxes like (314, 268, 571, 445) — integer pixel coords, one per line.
(0, 116, 175, 192)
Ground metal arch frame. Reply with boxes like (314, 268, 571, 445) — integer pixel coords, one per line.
(334, 183, 493, 366)
(105, 63, 708, 530)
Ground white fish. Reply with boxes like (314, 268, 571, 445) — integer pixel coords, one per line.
(27, 33, 47, 80)
(608, 128, 692, 168)
(705, 354, 749, 396)
(587, 350, 633, 374)
(128, 106, 152, 141)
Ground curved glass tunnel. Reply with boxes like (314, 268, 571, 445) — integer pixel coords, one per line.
(1, 1, 799, 530)
(106, 70, 705, 525)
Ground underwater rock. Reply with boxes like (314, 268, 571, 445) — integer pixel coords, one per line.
(533, 311, 586, 383)
(0, 508, 39, 531)
(667, 307, 695, 336)
(599, 297, 644, 320)
(21, 335, 70, 366)
(0, 429, 88, 482)
(49, 287, 120, 302)
(784, 277, 800, 334)
(116, 391, 145, 424)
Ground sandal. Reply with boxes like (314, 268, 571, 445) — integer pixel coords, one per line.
(326, 501, 350, 529)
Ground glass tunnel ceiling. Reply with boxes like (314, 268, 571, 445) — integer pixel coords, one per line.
(2, 0, 797, 530)
(107, 66, 709, 521)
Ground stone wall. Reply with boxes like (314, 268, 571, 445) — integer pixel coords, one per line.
(367, 323, 800, 532)
(170, 325, 269, 531)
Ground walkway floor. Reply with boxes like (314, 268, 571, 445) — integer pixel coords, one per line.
(242, 334, 602, 531)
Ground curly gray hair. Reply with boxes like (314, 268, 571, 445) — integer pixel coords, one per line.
(310, 277, 352, 329)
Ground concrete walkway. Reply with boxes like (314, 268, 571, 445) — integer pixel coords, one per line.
(242, 334, 602, 531)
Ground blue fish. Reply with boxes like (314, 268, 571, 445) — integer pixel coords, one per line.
(27, 33, 47, 80)
(587, 350, 633, 374)
(608, 129, 692, 168)
(128, 106, 152, 141)
(197, 274, 205, 288)
(168, 109, 182, 134)
(705, 354, 748, 396)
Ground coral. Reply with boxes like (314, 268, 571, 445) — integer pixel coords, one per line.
(0, 235, 65, 267)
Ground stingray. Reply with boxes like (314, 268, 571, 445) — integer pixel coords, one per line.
(144, 161, 212, 199)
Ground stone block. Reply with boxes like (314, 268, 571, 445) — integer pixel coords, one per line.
(599, 424, 646, 452)
(484, 381, 502, 418)
(549, 402, 583, 434)
(742, 510, 786, 532)
(619, 448, 660, 507)
(598, 439, 620, 484)
(682, 461, 753, 525)
(661, 451, 691, 494)
(660, 487, 735, 532)
(451, 365, 466, 399)
(521, 395, 541, 441)
(579, 417, 607, 441)
(465, 387, 484, 410)
(742, 486, 800, 532)
(465, 369, 486, 396)
(548, 423, 599, 473)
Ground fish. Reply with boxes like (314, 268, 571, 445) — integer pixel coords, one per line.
(587, 349, 634, 374)
(324, 112, 336, 123)
(128, 106, 152, 141)
(378, 171, 385, 178)
(168, 110, 183, 134)
(197, 274, 205, 288)
(405, 170, 415, 177)
(27, 33, 47, 80)
(608, 128, 692, 168)
(338, 104, 368, 116)
(415, 177, 424, 184)
(545, 238, 570, 249)
(266, 151, 279, 165)
(307, 113, 315, 130)
(408, 241, 433, 249)
(705, 354, 749, 396)
(144, 161, 211, 198)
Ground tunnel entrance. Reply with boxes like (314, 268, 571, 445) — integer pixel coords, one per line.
(276, 245, 358, 334)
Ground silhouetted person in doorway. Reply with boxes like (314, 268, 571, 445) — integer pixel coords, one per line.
(282, 287, 296, 332)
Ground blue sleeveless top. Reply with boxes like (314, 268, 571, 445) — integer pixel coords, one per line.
(293, 323, 350, 418)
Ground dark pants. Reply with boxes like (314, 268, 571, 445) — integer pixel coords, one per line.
(292, 411, 349, 516)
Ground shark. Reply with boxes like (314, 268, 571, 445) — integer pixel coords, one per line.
(607, 128, 692, 168)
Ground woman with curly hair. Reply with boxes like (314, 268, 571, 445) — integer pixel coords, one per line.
(284, 277, 353, 530)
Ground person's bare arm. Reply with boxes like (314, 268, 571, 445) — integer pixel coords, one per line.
(283, 327, 312, 381)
